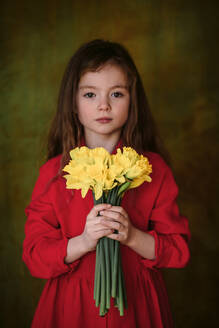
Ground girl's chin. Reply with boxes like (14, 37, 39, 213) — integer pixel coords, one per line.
(85, 128, 122, 138)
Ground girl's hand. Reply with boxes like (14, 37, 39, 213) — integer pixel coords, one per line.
(81, 203, 114, 252)
(99, 206, 135, 246)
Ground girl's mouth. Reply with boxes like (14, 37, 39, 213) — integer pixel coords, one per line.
(96, 118, 112, 123)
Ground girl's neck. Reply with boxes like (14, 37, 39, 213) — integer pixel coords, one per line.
(84, 132, 121, 154)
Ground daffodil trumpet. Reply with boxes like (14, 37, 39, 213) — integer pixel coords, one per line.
(63, 146, 152, 316)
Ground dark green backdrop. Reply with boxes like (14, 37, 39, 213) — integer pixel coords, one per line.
(1, 1, 218, 327)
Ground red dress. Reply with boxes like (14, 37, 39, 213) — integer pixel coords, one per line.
(22, 141, 190, 328)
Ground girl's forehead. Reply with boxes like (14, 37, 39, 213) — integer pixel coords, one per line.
(79, 64, 128, 83)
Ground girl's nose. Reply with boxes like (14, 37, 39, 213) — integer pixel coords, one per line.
(97, 95, 111, 111)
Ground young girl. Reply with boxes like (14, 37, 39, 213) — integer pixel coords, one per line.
(23, 39, 190, 328)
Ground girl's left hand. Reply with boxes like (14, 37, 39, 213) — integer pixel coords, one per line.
(99, 206, 135, 246)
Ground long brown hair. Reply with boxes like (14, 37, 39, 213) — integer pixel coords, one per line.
(47, 39, 171, 168)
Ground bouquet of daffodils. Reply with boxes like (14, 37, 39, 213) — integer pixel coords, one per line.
(63, 146, 152, 316)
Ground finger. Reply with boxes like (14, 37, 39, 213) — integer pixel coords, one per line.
(88, 214, 120, 226)
(89, 204, 112, 217)
(107, 231, 125, 241)
(100, 217, 123, 231)
(95, 229, 115, 239)
(92, 222, 115, 232)
(100, 206, 129, 219)
(88, 217, 108, 225)
(99, 211, 128, 227)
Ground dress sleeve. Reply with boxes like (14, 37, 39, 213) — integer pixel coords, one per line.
(141, 164, 191, 269)
(22, 162, 80, 279)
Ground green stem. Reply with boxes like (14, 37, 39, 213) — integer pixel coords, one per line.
(112, 240, 119, 298)
(94, 241, 99, 300)
(110, 186, 117, 205)
(109, 238, 114, 295)
(119, 246, 128, 310)
(118, 251, 124, 316)
(95, 241, 101, 307)
(106, 189, 112, 203)
(117, 181, 131, 197)
(104, 237, 111, 309)
(99, 238, 106, 316)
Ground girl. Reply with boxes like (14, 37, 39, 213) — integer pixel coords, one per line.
(23, 39, 190, 328)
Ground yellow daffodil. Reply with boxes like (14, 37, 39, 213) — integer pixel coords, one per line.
(63, 146, 152, 200)
(126, 155, 152, 179)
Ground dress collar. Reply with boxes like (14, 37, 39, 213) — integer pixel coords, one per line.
(112, 138, 123, 154)
(80, 137, 123, 154)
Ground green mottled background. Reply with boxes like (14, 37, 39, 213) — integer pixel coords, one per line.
(1, 0, 218, 327)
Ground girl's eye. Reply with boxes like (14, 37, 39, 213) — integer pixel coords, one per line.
(84, 92, 95, 98)
(112, 92, 123, 98)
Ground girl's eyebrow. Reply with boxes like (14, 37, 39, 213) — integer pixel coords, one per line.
(79, 84, 128, 90)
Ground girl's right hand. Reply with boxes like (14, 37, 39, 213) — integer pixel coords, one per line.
(81, 203, 113, 252)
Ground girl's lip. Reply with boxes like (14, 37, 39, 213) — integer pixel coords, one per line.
(96, 118, 112, 123)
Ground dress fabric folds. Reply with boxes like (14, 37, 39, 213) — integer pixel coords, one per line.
(22, 143, 190, 328)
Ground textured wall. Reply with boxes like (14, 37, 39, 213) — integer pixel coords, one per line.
(1, 0, 218, 327)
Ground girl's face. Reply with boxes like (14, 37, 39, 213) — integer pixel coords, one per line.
(76, 64, 130, 143)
